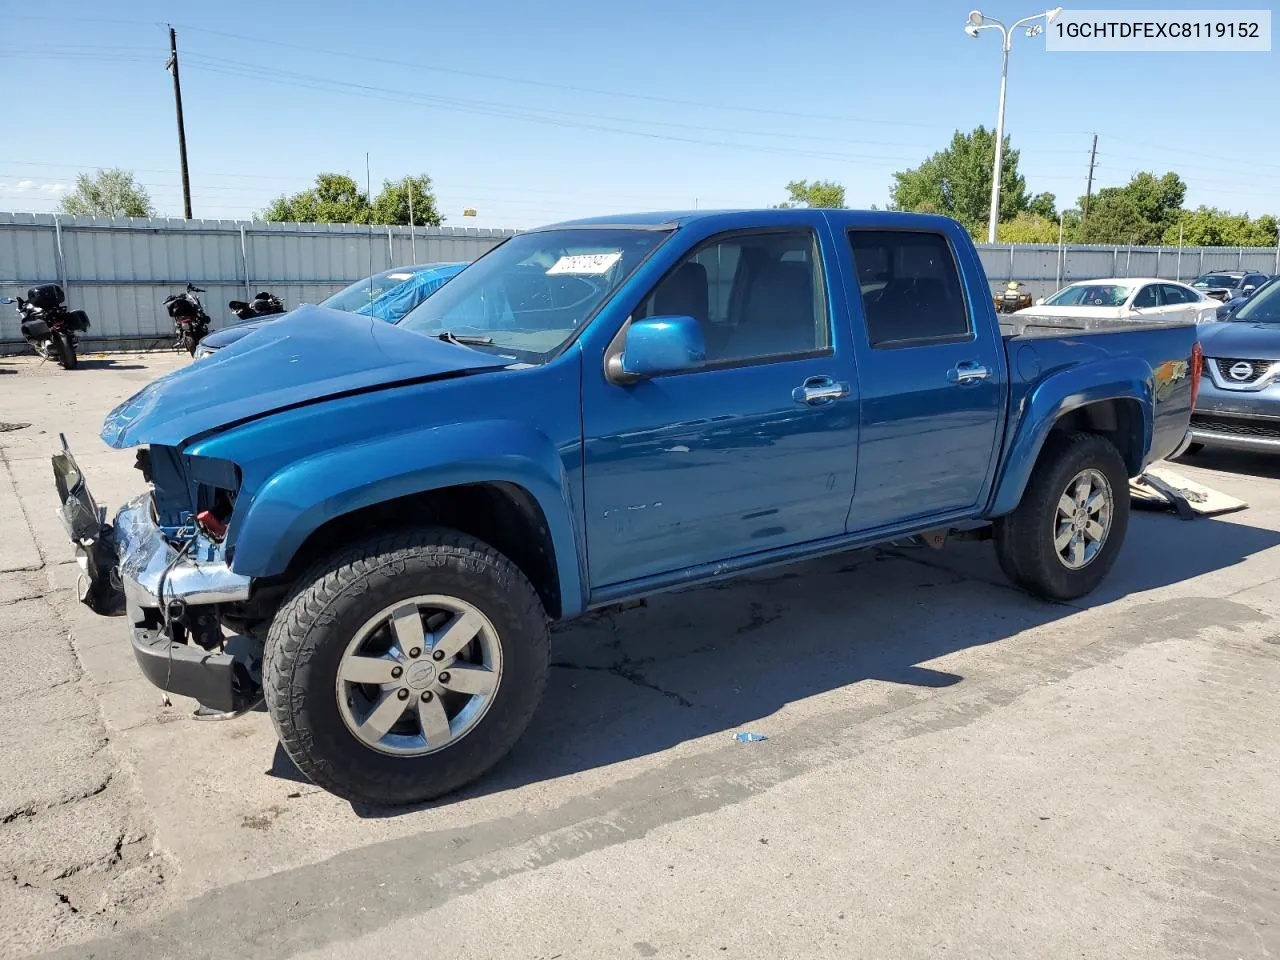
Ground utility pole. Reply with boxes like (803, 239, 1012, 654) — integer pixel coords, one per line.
(165, 26, 193, 219)
(1081, 133, 1098, 228)
(406, 176, 416, 264)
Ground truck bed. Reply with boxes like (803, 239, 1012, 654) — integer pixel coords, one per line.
(1000, 313, 1194, 339)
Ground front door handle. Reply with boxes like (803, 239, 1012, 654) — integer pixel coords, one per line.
(792, 376, 850, 406)
(947, 361, 991, 385)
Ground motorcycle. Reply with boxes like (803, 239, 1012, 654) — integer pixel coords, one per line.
(228, 291, 286, 322)
(164, 283, 211, 355)
(1, 284, 90, 369)
(994, 281, 1033, 314)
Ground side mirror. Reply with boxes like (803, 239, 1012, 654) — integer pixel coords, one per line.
(1242, 285, 1256, 296)
(1035, 297, 1046, 305)
(609, 315, 706, 383)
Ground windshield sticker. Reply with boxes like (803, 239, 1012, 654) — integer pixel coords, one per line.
(386, 273, 414, 281)
(546, 252, 622, 275)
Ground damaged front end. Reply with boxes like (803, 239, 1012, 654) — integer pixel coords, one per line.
(52, 435, 262, 715)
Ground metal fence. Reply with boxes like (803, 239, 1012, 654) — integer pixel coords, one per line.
(974, 242, 1280, 302)
(0, 213, 515, 349)
(3, 212, 1279, 350)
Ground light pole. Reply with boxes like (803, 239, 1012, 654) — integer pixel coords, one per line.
(965, 7, 1062, 243)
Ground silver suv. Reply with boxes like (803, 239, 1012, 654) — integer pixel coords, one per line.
(1191, 277, 1280, 453)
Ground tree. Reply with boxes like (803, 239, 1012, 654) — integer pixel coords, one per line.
(261, 172, 445, 226)
(996, 212, 1061, 244)
(59, 168, 155, 218)
(1028, 192, 1057, 220)
(776, 179, 845, 209)
(1163, 207, 1279, 247)
(369, 175, 444, 227)
(260, 173, 371, 224)
(1075, 171, 1186, 245)
(890, 126, 1028, 233)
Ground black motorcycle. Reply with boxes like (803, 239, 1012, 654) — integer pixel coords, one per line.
(228, 291, 286, 322)
(1, 284, 90, 369)
(164, 283, 211, 356)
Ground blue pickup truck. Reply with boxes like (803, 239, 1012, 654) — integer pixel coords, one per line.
(53, 210, 1201, 805)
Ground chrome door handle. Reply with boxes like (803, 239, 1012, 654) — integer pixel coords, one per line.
(947, 361, 991, 385)
(792, 376, 850, 406)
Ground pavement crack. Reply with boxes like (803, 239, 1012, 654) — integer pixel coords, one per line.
(1, 772, 114, 824)
(549, 660, 694, 707)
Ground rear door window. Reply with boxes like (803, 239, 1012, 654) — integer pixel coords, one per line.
(1132, 285, 1160, 309)
(847, 231, 970, 347)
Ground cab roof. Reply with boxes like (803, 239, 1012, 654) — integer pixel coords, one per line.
(536, 209, 965, 232)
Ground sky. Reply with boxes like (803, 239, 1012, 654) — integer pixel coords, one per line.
(0, 0, 1277, 230)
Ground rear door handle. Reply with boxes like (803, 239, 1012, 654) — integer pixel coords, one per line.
(792, 376, 850, 406)
(947, 361, 991, 385)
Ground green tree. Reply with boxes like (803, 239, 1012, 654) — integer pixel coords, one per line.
(1163, 207, 1279, 247)
(776, 179, 846, 208)
(996, 212, 1060, 244)
(890, 126, 1028, 232)
(260, 173, 371, 223)
(1028, 192, 1057, 220)
(59, 168, 155, 218)
(369, 175, 444, 227)
(1076, 172, 1186, 245)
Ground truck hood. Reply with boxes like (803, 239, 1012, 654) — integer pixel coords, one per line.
(1197, 320, 1280, 360)
(102, 305, 510, 449)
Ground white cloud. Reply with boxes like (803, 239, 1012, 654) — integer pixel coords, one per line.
(16, 180, 34, 191)
(38, 183, 67, 193)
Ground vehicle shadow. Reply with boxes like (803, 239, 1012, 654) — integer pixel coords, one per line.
(76, 358, 149, 371)
(342, 509, 1280, 818)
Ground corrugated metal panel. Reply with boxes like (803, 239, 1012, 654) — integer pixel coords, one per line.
(0, 213, 515, 345)
(2, 212, 1276, 347)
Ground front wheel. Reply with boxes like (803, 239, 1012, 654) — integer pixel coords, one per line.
(993, 432, 1130, 601)
(264, 528, 549, 805)
(55, 332, 77, 369)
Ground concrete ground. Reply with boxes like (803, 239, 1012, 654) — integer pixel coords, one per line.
(1, 350, 1278, 960)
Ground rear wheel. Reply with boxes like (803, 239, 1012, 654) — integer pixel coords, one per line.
(993, 432, 1129, 601)
(264, 528, 549, 805)
(55, 332, 77, 369)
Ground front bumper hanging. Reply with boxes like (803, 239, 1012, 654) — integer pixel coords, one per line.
(52, 436, 258, 712)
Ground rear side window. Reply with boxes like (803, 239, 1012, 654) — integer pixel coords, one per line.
(848, 231, 970, 347)
(1160, 284, 1193, 305)
(1132, 285, 1159, 309)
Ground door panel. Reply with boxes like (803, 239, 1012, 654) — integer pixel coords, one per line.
(583, 358, 858, 585)
(841, 229, 1004, 532)
(581, 226, 859, 588)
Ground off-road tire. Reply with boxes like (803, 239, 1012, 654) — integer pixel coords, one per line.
(264, 527, 549, 805)
(993, 431, 1130, 601)
(56, 332, 77, 369)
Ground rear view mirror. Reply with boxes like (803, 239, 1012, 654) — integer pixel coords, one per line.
(609, 315, 706, 383)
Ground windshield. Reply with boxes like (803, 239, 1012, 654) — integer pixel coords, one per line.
(1232, 278, 1280, 323)
(397, 228, 670, 360)
(1192, 274, 1241, 289)
(1044, 283, 1135, 307)
(321, 268, 424, 314)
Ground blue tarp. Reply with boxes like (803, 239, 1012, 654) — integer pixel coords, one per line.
(356, 262, 468, 322)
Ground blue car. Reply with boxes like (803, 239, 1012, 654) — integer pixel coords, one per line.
(192, 262, 468, 359)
